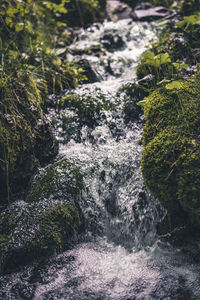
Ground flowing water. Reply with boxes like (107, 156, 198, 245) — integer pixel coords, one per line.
(1, 18, 200, 300)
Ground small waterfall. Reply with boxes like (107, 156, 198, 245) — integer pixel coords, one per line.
(1, 18, 200, 300)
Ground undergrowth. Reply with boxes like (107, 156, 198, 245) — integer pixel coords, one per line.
(0, 0, 106, 203)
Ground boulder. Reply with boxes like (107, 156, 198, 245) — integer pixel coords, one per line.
(0, 159, 84, 272)
(76, 59, 100, 83)
(141, 79, 200, 234)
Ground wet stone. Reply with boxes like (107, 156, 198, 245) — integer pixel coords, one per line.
(132, 5, 172, 21)
(76, 59, 100, 83)
(106, 0, 133, 21)
(100, 32, 125, 51)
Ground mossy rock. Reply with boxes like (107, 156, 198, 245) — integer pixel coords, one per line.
(0, 159, 83, 270)
(142, 128, 199, 229)
(178, 147, 200, 227)
(142, 80, 200, 145)
(142, 129, 188, 208)
(55, 93, 111, 142)
(27, 158, 83, 202)
(141, 77, 200, 231)
(0, 201, 80, 272)
(0, 158, 84, 271)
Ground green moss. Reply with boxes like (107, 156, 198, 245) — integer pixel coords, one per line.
(178, 147, 200, 226)
(141, 128, 200, 229)
(0, 73, 41, 202)
(142, 80, 200, 145)
(0, 156, 83, 269)
(27, 159, 83, 202)
(0, 202, 80, 271)
(141, 77, 200, 230)
(57, 93, 111, 141)
(142, 129, 189, 207)
(25, 203, 80, 255)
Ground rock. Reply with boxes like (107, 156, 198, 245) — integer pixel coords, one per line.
(132, 6, 172, 21)
(104, 192, 118, 216)
(76, 59, 100, 83)
(106, 0, 133, 21)
(26, 159, 83, 202)
(141, 79, 200, 232)
(70, 44, 104, 57)
(120, 0, 139, 9)
(100, 32, 125, 51)
(0, 202, 80, 273)
(34, 121, 58, 166)
(0, 159, 84, 272)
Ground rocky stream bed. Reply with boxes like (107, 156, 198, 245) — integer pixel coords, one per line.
(1, 1, 200, 299)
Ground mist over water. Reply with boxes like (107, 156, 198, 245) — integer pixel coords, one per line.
(1, 18, 200, 300)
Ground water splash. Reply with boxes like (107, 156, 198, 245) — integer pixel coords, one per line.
(1, 17, 200, 300)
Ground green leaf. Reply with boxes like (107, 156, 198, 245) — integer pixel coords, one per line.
(9, 50, 19, 59)
(7, 7, 18, 17)
(137, 99, 146, 108)
(166, 81, 184, 90)
(154, 53, 171, 67)
(5, 17, 13, 26)
(15, 23, 24, 32)
(25, 21, 33, 33)
(176, 13, 200, 29)
(142, 51, 155, 61)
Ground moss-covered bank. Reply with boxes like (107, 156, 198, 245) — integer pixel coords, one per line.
(132, 0, 200, 245)
(0, 72, 58, 203)
(0, 0, 107, 204)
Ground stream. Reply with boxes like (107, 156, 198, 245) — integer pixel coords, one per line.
(1, 18, 200, 300)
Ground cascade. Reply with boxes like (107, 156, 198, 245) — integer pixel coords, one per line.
(1, 18, 200, 300)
